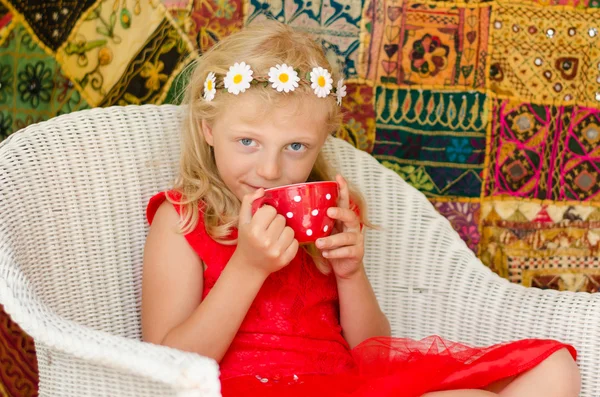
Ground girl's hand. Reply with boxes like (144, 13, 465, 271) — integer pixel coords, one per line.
(316, 175, 364, 279)
(232, 189, 299, 279)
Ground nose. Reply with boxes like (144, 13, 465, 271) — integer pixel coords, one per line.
(256, 152, 282, 181)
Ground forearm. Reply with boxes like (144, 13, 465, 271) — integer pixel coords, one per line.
(337, 266, 391, 349)
(161, 256, 265, 362)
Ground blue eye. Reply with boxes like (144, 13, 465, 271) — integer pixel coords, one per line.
(240, 138, 255, 147)
(288, 142, 305, 152)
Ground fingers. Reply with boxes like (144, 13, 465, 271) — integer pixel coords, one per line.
(240, 188, 265, 224)
(321, 245, 361, 259)
(267, 212, 285, 230)
(327, 207, 361, 231)
(280, 238, 299, 265)
(336, 174, 350, 210)
(251, 205, 280, 229)
(261, 225, 296, 266)
(250, 208, 295, 262)
(266, 214, 287, 236)
(275, 226, 297, 264)
(277, 226, 295, 247)
(316, 231, 359, 250)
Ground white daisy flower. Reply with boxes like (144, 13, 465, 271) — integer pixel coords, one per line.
(310, 66, 333, 98)
(268, 64, 300, 93)
(203, 72, 216, 101)
(224, 62, 253, 95)
(336, 78, 347, 106)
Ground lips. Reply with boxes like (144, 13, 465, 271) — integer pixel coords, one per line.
(245, 182, 280, 190)
(244, 181, 300, 190)
(244, 183, 268, 191)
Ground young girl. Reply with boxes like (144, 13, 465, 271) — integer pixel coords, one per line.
(141, 21, 580, 397)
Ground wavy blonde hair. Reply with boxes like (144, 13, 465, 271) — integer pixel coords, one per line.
(169, 21, 369, 273)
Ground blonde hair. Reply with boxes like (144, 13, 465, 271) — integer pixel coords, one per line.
(169, 21, 369, 273)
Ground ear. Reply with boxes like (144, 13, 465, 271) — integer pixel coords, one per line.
(202, 119, 214, 146)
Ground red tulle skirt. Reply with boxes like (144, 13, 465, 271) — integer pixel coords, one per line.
(221, 336, 576, 397)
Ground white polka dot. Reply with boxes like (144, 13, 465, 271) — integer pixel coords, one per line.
(286, 212, 293, 218)
(323, 225, 329, 232)
(312, 209, 319, 216)
(294, 195, 301, 202)
(326, 194, 331, 200)
(306, 229, 313, 236)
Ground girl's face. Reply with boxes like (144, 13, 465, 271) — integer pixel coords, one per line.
(202, 92, 331, 201)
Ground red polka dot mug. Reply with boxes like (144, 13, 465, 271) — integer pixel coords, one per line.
(251, 181, 339, 244)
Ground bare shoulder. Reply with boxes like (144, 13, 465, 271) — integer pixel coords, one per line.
(142, 201, 204, 344)
(152, 199, 181, 227)
(145, 201, 199, 264)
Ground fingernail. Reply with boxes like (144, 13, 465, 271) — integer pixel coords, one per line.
(322, 251, 329, 257)
(316, 239, 324, 247)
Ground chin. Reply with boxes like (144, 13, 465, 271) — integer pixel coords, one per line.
(237, 184, 256, 199)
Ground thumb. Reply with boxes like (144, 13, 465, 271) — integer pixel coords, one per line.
(239, 188, 265, 225)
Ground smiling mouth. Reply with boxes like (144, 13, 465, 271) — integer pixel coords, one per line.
(245, 183, 266, 190)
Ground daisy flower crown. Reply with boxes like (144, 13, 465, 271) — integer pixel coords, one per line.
(203, 62, 347, 106)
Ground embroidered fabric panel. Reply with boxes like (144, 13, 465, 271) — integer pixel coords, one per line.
(243, 0, 366, 80)
(360, 1, 491, 88)
(486, 100, 600, 201)
(372, 87, 487, 197)
(480, 199, 600, 292)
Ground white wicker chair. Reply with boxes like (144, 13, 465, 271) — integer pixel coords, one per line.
(0, 105, 598, 397)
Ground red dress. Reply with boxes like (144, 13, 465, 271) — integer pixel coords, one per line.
(147, 191, 576, 397)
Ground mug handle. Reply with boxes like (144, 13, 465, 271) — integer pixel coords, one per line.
(251, 196, 278, 214)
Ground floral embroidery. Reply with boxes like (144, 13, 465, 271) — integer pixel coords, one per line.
(409, 34, 450, 78)
(17, 61, 53, 109)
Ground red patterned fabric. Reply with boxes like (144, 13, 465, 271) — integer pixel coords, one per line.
(147, 191, 577, 396)
(0, 305, 38, 396)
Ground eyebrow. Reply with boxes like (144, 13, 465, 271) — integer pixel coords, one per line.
(227, 127, 263, 139)
(229, 125, 320, 142)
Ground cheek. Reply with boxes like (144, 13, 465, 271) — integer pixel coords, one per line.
(213, 147, 235, 175)
(215, 150, 253, 181)
(285, 154, 319, 179)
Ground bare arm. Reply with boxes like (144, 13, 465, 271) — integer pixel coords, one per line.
(141, 201, 266, 362)
(142, 189, 298, 362)
(317, 175, 391, 349)
(337, 265, 391, 348)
